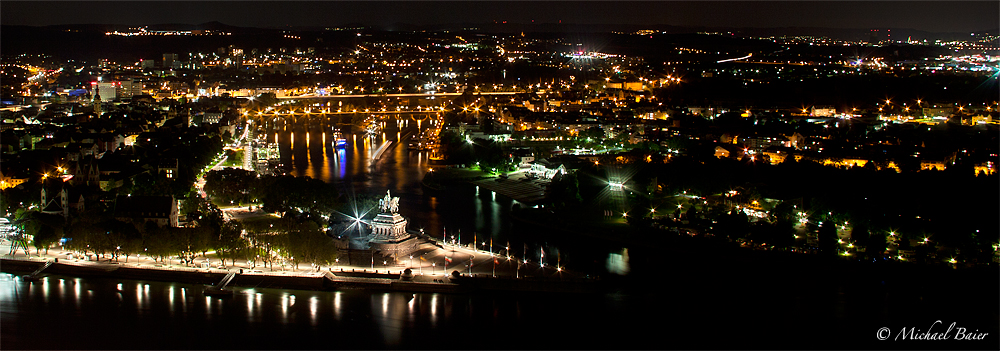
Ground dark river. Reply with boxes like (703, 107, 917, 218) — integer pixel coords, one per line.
(3, 264, 996, 350)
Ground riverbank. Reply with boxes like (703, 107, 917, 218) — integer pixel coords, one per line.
(1, 257, 602, 294)
(1, 257, 326, 290)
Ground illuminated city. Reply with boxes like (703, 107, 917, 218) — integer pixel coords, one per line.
(1, 1, 997, 349)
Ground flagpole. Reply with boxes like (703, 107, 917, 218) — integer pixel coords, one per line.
(507, 241, 510, 277)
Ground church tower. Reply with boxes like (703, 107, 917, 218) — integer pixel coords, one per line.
(93, 86, 102, 117)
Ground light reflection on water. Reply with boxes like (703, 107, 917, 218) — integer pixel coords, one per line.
(430, 293, 438, 326)
(375, 292, 404, 346)
(41, 276, 48, 303)
(279, 293, 288, 323)
(606, 248, 631, 275)
(204, 295, 211, 320)
(0, 266, 907, 349)
(136, 283, 143, 312)
(244, 290, 253, 321)
(309, 295, 318, 326)
(0, 273, 615, 349)
(333, 291, 342, 321)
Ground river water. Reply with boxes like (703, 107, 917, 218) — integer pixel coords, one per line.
(3, 265, 995, 350)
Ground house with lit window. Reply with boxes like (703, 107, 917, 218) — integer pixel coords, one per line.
(0, 170, 28, 190)
(158, 158, 178, 179)
(737, 133, 792, 152)
(714, 144, 744, 159)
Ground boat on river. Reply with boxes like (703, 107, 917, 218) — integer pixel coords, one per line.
(333, 131, 348, 148)
(203, 286, 234, 297)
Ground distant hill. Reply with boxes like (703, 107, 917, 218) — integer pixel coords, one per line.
(2, 21, 994, 63)
(0, 23, 309, 62)
(145, 21, 246, 31)
(6, 21, 994, 40)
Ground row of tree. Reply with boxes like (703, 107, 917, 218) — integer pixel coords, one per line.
(24, 208, 342, 270)
(9, 176, 343, 270)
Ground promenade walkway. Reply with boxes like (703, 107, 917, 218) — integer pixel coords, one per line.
(0, 233, 575, 282)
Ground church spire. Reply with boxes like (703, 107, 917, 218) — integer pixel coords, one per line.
(93, 85, 102, 117)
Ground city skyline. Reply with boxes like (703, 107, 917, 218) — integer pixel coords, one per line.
(2, 1, 998, 33)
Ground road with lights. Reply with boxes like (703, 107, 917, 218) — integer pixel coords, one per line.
(277, 91, 521, 99)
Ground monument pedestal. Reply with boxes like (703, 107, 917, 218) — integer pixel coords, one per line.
(365, 190, 422, 261)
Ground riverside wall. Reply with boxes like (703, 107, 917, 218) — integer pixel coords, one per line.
(1, 258, 601, 294)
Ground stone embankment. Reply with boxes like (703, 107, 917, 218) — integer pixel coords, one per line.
(2, 258, 601, 294)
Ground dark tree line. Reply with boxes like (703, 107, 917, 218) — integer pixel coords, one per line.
(204, 168, 340, 215)
(562, 151, 997, 260)
(438, 130, 515, 172)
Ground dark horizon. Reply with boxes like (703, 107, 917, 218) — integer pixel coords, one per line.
(2, 1, 998, 33)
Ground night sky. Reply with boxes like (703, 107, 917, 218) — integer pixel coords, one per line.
(1, 1, 998, 33)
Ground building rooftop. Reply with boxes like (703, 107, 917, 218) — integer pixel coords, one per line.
(114, 195, 174, 219)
